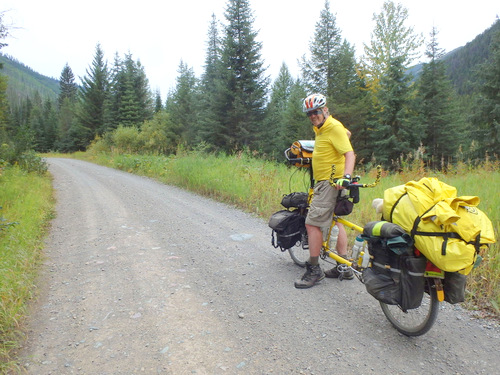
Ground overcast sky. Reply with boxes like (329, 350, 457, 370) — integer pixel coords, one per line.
(2, 0, 499, 98)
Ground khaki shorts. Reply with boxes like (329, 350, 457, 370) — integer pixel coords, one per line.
(305, 180, 339, 227)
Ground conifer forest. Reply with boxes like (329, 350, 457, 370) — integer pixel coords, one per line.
(1, 0, 499, 170)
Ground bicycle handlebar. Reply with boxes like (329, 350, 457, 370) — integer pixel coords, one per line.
(329, 164, 382, 189)
(330, 165, 382, 204)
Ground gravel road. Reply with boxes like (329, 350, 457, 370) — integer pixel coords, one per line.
(18, 158, 500, 374)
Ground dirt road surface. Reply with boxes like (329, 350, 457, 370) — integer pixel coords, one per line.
(18, 158, 500, 374)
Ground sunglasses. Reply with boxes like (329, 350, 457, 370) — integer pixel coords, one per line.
(306, 109, 323, 117)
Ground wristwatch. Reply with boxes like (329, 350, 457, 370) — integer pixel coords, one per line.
(343, 174, 351, 180)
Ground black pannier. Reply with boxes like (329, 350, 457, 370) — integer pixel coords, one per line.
(361, 221, 427, 311)
(268, 209, 305, 250)
(443, 272, 467, 304)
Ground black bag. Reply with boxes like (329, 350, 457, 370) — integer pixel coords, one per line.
(361, 221, 426, 310)
(443, 272, 467, 304)
(268, 209, 305, 250)
(281, 192, 308, 209)
(334, 196, 354, 216)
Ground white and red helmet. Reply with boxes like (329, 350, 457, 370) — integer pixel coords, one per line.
(302, 93, 327, 113)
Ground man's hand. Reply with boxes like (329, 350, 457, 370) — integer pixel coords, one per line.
(335, 178, 350, 189)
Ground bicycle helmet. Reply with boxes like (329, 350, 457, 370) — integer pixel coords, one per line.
(302, 93, 327, 113)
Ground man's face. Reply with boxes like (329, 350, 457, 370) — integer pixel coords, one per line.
(307, 107, 326, 127)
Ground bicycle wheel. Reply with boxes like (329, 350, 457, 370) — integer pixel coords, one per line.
(379, 279, 440, 336)
(288, 242, 309, 267)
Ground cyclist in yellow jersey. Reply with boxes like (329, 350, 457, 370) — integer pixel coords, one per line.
(295, 93, 356, 289)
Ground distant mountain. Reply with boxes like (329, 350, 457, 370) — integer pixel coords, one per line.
(409, 19, 500, 95)
(0, 53, 60, 104)
(443, 19, 500, 95)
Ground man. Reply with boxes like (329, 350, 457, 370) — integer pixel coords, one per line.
(295, 93, 356, 289)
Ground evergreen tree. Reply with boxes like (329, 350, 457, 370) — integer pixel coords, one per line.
(472, 25, 500, 157)
(108, 53, 153, 129)
(371, 56, 420, 166)
(77, 43, 110, 146)
(154, 89, 163, 113)
(58, 64, 78, 108)
(300, 0, 342, 95)
(199, 13, 223, 148)
(166, 60, 199, 146)
(416, 27, 463, 168)
(57, 64, 78, 151)
(0, 11, 9, 148)
(262, 63, 294, 156)
(284, 79, 313, 142)
(215, 0, 269, 151)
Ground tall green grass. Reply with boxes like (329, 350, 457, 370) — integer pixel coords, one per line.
(74, 150, 499, 317)
(0, 167, 54, 371)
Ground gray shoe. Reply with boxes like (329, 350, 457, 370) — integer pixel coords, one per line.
(294, 262, 325, 289)
(324, 265, 354, 280)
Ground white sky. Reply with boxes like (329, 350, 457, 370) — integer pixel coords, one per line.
(2, 0, 499, 98)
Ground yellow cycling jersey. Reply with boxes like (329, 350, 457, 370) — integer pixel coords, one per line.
(312, 116, 353, 181)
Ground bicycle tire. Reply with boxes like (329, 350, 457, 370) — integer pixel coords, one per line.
(288, 229, 337, 268)
(288, 243, 308, 267)
(379, 279, 440, 336)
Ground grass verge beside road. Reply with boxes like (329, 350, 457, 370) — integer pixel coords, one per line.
(0, 166, 54, 372)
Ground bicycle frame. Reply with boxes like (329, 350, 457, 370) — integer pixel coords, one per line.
(305, 164, 382, 274)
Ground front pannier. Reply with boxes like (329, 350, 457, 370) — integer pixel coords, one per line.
(268, 209, 305, 250)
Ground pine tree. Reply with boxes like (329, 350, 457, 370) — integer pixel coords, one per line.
(199, 14, 223, 148)
(56, 64, 78, 151)
(285, 80, 312, 142)
(0, 11, 9, 147)
(154, 90, 163, 113)
(110, 53, 153, 129)
(262, 63, 294, 156)
(416, 27, 463, 168)
(77, 43, 110, 146)
(371, 56, 420, 166)
(472, 24, 500, 157)
(300, 0, 342, 95)
(58, 64, 78, 108)
(215, 0, 269, 151)
(166, 60, 198, 146)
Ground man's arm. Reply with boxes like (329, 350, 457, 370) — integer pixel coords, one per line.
(343, 150, 355, 176)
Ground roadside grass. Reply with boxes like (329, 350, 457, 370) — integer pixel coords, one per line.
(0, 166, 54, 372)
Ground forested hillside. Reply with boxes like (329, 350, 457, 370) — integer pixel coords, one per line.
(443, 19, 500, 95)
(1, 0, 499, 169)
(0, 54, 59, 104)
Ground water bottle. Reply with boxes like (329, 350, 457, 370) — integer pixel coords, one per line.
(360, 250, 371, 268)
(328, 225, 340, 250)
(351, 235, 364, 260)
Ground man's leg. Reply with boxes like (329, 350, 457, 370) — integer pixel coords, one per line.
(294, 224, 325, 289)
(325, 223, 354, 280)
(336, 223, 347, 256)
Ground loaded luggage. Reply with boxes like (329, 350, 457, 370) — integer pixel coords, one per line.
(361, 221, 427, 310)
(382, 177, 496, 275)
